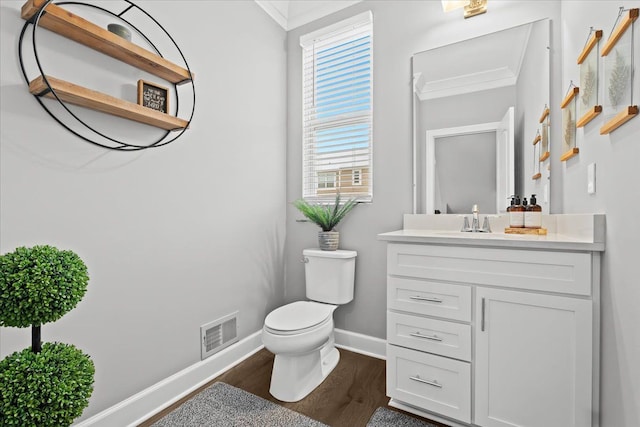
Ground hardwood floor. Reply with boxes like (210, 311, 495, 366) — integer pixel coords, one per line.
(139, 348, 448, 427)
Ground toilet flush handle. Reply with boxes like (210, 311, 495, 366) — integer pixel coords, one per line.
(301, 256, 309, 263)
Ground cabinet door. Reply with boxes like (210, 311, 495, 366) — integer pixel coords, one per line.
(474, 287, 592, 427)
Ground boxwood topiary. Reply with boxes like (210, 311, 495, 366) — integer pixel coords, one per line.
(0, 342, 95, 426)
(0, 245, 89, 328)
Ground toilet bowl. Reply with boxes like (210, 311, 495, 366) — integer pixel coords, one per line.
(262, 249, 356, 402)
(262, 301, 339, 402)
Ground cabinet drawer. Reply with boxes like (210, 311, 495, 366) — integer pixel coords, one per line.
(388, 276, 472, 322)
(387, 344, 471, 424)
(388, 243, 593, 296)
(387, 311, 471, 361)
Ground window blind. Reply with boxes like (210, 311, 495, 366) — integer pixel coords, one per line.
(300, 11, 373, 203)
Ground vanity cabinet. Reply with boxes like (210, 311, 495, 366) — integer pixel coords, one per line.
(383, 241, 601, 427)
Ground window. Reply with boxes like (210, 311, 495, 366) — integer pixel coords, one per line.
(300, 11, 373, 203)
(352, 169, 362, 186)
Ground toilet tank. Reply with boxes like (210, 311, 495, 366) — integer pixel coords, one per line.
(303, 249, 357, 305)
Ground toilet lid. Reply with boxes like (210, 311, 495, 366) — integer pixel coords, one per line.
(265, 301, 334, 332)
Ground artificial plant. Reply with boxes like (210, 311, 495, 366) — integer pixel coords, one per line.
(293, 193, 358, 232)
(0, 245, 94, 426)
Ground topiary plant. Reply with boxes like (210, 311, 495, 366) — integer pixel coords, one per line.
(0, 245, 94, 426)
(0, 342, 95, 427)
(0, 245, 89, 352)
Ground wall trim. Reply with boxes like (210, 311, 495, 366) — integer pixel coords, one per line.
(74, 328, 385, 426)
(74, 331, 264, 427)
(334, 328, 386, 360)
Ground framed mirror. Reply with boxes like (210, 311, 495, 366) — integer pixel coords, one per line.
(412, 19, 551, 214)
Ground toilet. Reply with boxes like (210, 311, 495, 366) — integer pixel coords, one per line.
(262, 248, 357, 402)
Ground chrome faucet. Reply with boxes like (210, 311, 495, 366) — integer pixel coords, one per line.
(461, 204, 491, 233)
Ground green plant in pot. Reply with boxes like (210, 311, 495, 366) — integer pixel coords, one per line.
(0, 245, 95, 426)
(293, 193, 358, 250)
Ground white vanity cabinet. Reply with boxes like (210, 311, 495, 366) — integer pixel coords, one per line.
(381, 230, 603, 427)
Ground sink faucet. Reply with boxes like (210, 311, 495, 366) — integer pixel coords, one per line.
(461, 204, 491, 233)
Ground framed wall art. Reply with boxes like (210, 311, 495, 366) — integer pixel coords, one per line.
(560, 85, 579, 161)
(539, 105, 550, 161)
(600, 8, 638, 135)
(577, 28, 603, 127)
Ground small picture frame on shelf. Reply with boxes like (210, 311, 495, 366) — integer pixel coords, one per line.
(138, 79, 169, 114)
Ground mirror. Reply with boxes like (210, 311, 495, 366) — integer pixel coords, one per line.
(412, 19, 551, 214)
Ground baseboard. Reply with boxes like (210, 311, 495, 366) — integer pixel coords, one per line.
(74, 331, 264, 427)
(74, 328, 385, 426)
(334, 328, 386, 360)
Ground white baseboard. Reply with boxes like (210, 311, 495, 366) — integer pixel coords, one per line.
(334, 328, 386, 360)
(74, 328, 386, 426)
(74, 331, 264, 427)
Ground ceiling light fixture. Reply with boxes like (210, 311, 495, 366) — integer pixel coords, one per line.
(441, 0, 488, 19)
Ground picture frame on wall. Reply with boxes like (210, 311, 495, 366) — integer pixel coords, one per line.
(137, 79, 169, 114)
(576, 29, 603, 127)
(560, 86, 579, 162)
(539, 105, 550, 161)
(600, 8, 638, 134)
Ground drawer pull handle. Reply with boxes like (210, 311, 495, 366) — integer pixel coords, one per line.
(409, 295, 443, 303)
(409, 332, 443, 341)
(409, 376, 442, 388)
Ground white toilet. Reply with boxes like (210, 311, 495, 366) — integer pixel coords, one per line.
(262, 248, 357, 402)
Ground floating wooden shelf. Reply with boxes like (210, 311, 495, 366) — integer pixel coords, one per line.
(577, 30, 602, 64)
(561, 87, 579, 109)
(539, 108, 550, 123)
(600, 106, 639, 135)
(560, 147, 579, 162)
(577, 105, 602, 128)
(533, 134, 541, 145)
(532, 172, 542, 180)
(539, 151, 550, 162)
(602, 8, 639, 57)
(29, 75, 189, 131)
(21, 0, 193, 85)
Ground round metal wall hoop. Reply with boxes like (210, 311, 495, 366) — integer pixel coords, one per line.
(18, 0, 196, 151)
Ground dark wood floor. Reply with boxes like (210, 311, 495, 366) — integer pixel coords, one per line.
(139, 348, 448, 427)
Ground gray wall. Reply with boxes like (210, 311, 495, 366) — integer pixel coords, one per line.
(288, 1, 639, 426)
(0, 0, 287, 421)
(560, 2, 640, 426)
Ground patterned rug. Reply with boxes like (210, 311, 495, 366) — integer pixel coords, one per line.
(151, 382, 327, 426)
(367, 407, 441, 427)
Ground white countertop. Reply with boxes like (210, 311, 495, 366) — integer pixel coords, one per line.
(378, 214, 605, 251)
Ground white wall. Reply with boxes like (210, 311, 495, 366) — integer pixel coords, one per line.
(560, 2, 640, 426)
(0, 0, 286, 421)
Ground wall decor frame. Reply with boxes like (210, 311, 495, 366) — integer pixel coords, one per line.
(138, 80, 169, 113)
(539, 105, 550, 161)
(600, 7, 638, 135)
(18, 0, 196, 151)
(577, 28, 603, 127)
(560, 86, 579, 162)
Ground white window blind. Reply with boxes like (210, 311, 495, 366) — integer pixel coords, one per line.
(300, 11, 373, 203)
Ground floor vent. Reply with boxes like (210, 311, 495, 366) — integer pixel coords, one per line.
(201, 311, 238, 360)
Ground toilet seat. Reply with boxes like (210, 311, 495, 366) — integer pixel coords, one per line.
(264, 301, 334, 336)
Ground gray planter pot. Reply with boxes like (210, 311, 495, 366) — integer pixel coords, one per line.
(318, 231, 339, 251)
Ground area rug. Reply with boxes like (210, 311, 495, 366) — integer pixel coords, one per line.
(367, 407, 441, 427)
(151, 382, 328, 426)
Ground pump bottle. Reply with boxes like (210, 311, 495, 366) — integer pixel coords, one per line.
(509, 195, 525, 228)
(525, 194, 542, 228)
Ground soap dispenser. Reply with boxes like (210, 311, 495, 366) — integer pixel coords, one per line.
(525, 194, 542, 228)
(509, 195, 525, 228)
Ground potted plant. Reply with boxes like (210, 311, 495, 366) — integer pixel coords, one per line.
(293, 193, 358, 250)
(0, 245, 95, 426)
